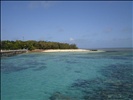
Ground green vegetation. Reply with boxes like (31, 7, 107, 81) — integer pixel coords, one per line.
(0, 40, 78, 51)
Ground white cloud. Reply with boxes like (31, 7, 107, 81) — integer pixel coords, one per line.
(69, 38, 74, 42)
(121, 27, 132, 33)
(103, 27, 113, 33)
(58, 28, 64, 32)
(28, 1, 56, 9)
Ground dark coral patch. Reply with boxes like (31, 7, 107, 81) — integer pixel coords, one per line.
(71, 63, 133, 100)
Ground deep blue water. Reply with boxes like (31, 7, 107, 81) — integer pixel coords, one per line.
(1, 49, 133, 100)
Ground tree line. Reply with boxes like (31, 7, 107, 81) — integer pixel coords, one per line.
(0, 40, 78, 51)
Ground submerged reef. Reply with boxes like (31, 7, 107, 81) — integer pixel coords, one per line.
(1, 61, 47, 73)
(71, 63, 133, 100)
(49, 92, 74, 100)
(33, 65, 47, 71)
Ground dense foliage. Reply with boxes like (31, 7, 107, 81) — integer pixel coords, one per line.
(0, 40, 78, 51)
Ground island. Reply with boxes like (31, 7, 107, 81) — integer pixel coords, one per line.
(1, 40, 105, 57)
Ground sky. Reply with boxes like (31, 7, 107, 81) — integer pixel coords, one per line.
(1, 1, 133, 48)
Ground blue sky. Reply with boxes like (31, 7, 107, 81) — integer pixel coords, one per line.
(1, 1, 132, 48)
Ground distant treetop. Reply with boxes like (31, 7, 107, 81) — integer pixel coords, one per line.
(1, 40, 78, 51)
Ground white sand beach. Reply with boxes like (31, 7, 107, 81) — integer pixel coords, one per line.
(42, 49, 105, 53)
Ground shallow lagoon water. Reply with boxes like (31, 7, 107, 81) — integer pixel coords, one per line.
(1, 50, 133, 100)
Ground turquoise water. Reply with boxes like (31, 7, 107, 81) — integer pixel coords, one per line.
(1, 50, 133, 100)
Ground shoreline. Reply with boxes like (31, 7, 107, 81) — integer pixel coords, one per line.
(39, 49, 105, 53)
